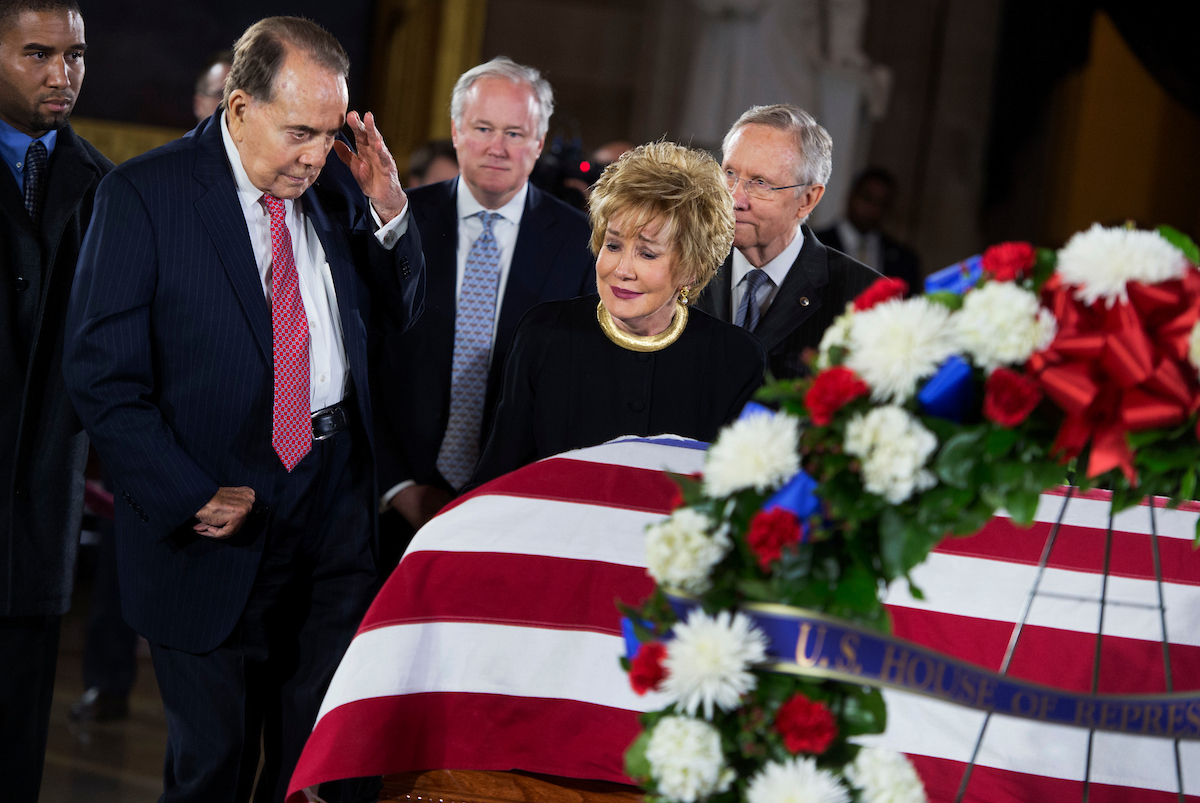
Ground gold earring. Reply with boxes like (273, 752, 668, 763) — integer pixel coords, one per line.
(679, 286, 690, 305)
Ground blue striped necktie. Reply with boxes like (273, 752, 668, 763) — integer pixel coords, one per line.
(23, 140, 48, 226)
(437, 211, 503, 490)
(736, 268, 770, 331)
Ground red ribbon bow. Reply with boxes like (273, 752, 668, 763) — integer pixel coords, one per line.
(1027, 271, 1200, 483)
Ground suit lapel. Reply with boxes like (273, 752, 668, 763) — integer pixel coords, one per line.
(419, 180, 461, 360)
(41, 126, 99, 258)
(495, 184, 559, 352)
(305, 185, 360, 368)
(700, 255, 734, 322)
(193, 120, 272, 363)
(753, 226, 828, 353)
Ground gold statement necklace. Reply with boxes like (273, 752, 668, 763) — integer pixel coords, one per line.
(597, 300, 688, 353)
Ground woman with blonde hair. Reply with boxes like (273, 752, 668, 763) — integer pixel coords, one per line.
(470, 141, 767, 485)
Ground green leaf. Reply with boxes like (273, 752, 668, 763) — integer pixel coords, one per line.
(935, 428, 987, 489)
(1031, 247, 1057, 291)
(926, 291, 964, 311)
(1004, 487, 1040, 527)
(878, 508, 908, 579)
(1158, 224, 1200, 264)
(624, 729, 652, 781)
(984, 427, 1019, 458)
(841, 686, 887, 736)
(1181, 470, 1196, 506)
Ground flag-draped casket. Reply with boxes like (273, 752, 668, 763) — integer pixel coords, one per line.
(288, 437, 1200, 802)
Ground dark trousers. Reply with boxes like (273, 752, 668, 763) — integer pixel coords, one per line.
(0, 614, 61, 802)
(150, 422, 379, 803)
(83, 517, 138, 696)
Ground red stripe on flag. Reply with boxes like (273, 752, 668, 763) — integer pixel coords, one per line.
(935, 519, 1200, 586)
(358, 552, 654, 636)
(287, 693, 640, 803)
(908, 753, 1200, 802)
(443, 458, 680, 516)
(889, 607, 1200, 695)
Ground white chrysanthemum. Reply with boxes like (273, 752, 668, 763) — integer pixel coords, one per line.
(745, 757, 849, 803)
(844, 406, 938, 504)
(702, 411, 800, 498)
(845, 298, 957, 403)
(645, 716, 735, 803)
(662, 609, 767, 719)
(844, 748, 927, 803)
(817, 303, 855, 368)
(1057, 224, 1188, 307)
(954, 281, 1057, 371)
(1189, 321, 1200, 374)
(645, 509, 730, 593)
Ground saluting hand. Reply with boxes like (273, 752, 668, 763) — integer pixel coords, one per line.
(334, 110, 407, 224)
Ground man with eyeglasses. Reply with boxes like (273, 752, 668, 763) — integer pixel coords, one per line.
(697, 104, 880, 380)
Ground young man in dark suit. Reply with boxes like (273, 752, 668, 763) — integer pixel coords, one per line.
(0, 0, 111, 796)
(373, 57, 593, 542)
(64, 17, 424, 802)
(697, 104, 880, 380)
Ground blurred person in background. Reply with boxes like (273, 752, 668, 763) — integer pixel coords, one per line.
(815, 165, 919, 292)
(192, 50, 231, 122)
(405, 137, 458, 188)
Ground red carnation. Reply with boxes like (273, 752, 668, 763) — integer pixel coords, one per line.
(774, 692, 838, 755)
(982, 241, 1036, 282)
(805, 366, 870, 426)
(983, 367, 1043, 428)
(852, 277, 908, 311)
(629, 642, 668, 695)
(746, 508, 803, 571)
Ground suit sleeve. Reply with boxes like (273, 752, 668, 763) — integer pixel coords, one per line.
(63, 171, 219, 538)
(362, 205, 426, 336)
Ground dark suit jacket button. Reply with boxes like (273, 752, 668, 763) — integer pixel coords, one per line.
(629, 400, 645, 412)
(799, 296, 810, 306)
(15, 276, 29, 291)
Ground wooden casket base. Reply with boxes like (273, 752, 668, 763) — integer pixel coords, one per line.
(381, 771, 643, 803)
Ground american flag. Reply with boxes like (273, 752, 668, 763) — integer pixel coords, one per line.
(288, 437, 1200, 802)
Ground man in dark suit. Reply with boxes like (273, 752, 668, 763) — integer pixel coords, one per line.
(64, 17, 423, 802)
(815, 166, 921, 292)
(0, 1, 110, 796)
(374, 57, 592, 541)
(697, 104, 879, 380)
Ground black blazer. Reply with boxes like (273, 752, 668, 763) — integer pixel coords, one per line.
(373, 178, 594, 491)
(0, 125, 112, 617)
(471, 296, 767, 486)
(814, 224, 921, 293)
(63, 114, 425, 652)
(696, 225, 880, 380)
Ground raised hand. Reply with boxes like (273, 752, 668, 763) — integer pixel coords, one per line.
(334, 110, 408, 224)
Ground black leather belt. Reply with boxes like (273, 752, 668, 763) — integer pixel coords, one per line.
(312, 398, 352, 441)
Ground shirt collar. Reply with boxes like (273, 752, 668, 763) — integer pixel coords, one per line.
(732, 223, 805, 289)
(455, 176, 528, 227)
(220, 110, 276, 214)
(0, 116, 58, 176)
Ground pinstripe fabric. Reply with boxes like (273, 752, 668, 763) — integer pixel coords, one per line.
(64, 115, 425, 653)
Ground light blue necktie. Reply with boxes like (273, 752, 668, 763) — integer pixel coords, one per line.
(736, 268, 770, 331)
(437, 211, 503, 490)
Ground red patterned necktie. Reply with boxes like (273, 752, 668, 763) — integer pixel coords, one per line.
(263, 194, 311, 471)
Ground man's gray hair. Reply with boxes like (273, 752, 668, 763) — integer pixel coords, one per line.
(450, 56, 554, 139)
(722, 104, 833, 187)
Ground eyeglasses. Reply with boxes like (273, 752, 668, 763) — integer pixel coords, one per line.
(724, 171, 811, 200)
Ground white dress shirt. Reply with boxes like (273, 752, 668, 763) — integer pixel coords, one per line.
(730, 223, 806, 323)
(220, 112, 406, 411)
(834, 220, 882, 271)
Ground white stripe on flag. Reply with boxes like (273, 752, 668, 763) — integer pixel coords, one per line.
(546, 437, 708, 475)
(407, 496, 662, 568)
(316, 621, 668, 725)
(1010, 493, 1199, 541)
(858, 689, 1200, 794)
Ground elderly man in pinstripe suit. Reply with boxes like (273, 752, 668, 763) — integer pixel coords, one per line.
(64, 17, 423, 803)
